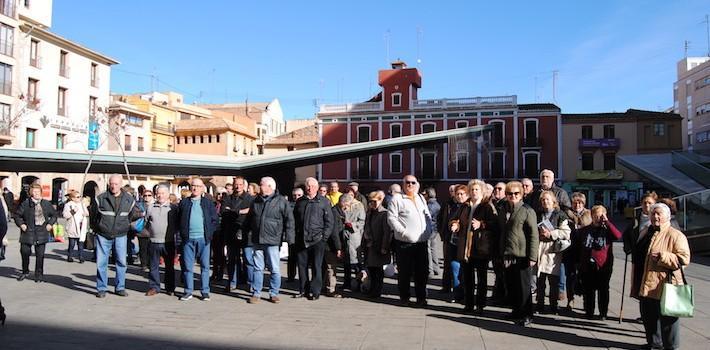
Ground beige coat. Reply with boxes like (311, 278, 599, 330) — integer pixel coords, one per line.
(62, 200, 89, 241)
(536, 213, 571, 276)
(637, 222, 691, 300)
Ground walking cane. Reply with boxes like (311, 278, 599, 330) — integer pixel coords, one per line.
(619, 252, 629, 324)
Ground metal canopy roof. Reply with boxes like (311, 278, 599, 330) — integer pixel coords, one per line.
(0, 125, 491, 176)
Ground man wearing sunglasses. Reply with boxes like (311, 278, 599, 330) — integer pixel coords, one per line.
(387, 175, 434, 307)
(498, 181, 539, 327)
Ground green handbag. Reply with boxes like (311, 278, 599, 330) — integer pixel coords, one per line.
(660, 266, 693, 318)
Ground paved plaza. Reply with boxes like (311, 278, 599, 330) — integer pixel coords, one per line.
(0, 225, 708, 350)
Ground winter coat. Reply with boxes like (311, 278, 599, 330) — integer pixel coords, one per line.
(178, 196, 218, 242)
(93, 190, 141, 239)
(497, 200, 539, 261)
(342, 201, 366, 265)
(14, 198, 57, 245)
(438, 199, 461, 244)
(328, 206, 345, 252)
(536, 209, 571, 276)
(387, 193, 433, 243)
(220, 192, 253, 242)
(62, 200, 89, 241)
(452, 200, 498, 261)
(426, 198, 441, 236)
(247, 193, 295, 246)
(574, 220, 622, 273)
(364, 206, 393, 267)
(529, 185, 572, 212)
(635, 222, 690, 300)
(0, 196, 8, 242)
(293, 194, 333, 249)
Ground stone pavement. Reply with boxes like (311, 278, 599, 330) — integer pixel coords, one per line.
(0, 225, 708, 350)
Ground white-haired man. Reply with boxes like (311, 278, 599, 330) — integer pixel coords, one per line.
(244, 177, 295, 304)
(530, 169, 571, 212)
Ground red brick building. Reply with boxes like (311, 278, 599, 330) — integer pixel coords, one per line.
(317, 61, 562, 193)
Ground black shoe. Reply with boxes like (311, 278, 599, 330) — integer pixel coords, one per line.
(96, 291, 107, 298)
(67, 257, 74, 263)
(307, 295, 320, 301)
(17, 273, 28, 282)
(79, 259, 85, 264)
(292, 293, 306, 299)
(415, 300, 428, 308)
(34, 275, 44, 283)
(516, 317, 532, 327)
(116, 290, 128, 297)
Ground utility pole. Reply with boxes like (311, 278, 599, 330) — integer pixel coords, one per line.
(416, 26, 423, 65)
(705, 14, 710, 57)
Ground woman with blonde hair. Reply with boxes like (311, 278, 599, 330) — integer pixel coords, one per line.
(535, 191, 571, 314)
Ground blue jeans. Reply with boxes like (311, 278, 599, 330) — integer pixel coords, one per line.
(559, 263, 567, 292)
(449, 244, 461, 289)
(96, 235, 127, 293)
(181, 238, 210, 296)
(243, 246, 255, 287)
(251, 244, 281, 298)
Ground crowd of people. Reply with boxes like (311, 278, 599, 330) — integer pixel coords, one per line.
(0, 169, 691, 349)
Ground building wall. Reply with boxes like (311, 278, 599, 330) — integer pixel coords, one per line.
(175, 131, 228, 156)
(637, 118, 683, 153)
(674, 57, 710, 150)
(262, 143, 318, 186)
(18, 0, 52, 27)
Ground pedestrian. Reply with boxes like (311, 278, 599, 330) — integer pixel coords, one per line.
(497, 181, 538, 326)
(383, 183, 401, 209)
(363, 190, 392, 298)
(633, 203, 690, 350)
(387, 175, 434, 307)
(451, 179, 498, 313)
(144, 185, 178, 296)
(439, 184, 461, 294)
(137, 190, 153, 272)
(534, 191, 571, 315)
(325, 181, 342, 207)
(423, 187, 441, 277)
(93, 175, 142, 297)
(347, 182, 368, 208)
(3, 186, 14, 213)
(575, 205, 621, 320)
(324, 199, 344, 298)
(293, 177, 333, 300)
(13, 183, 56, 283)
(521, 178, 534, 206)
(62, 189, 89, 263)
(564, 192, 592, 310)
(221, 176, 253, 293)
(444, 184, 468, 303)
(210, 190, 228, 284)
(529, 169, 572, 212)
(178, 178, 218, 301)
(286, 187, 304, 282)
(245, 177, 294, 304)
(247, 182, 260, 197)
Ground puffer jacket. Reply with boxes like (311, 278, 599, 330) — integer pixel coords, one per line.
(14, 198, 57, 245)
(248, 193, 295, 246)
(536, 209, 571, 276)
(294, 194, 333, 248)
(636, 222, 691, 300)
(497, 200, 539, 261)
(94, 190, 141, 239)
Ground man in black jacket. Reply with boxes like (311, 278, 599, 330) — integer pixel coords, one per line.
(93, 175, 141, 298)
(221, 176, 253, 292)
(293, 177, 334, 300)
(529, 169, 571, 212)
(245, 176, 294, 304)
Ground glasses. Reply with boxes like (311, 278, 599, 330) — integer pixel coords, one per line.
(506, 191, 521, 196)
(405, 181, 417, 185)
(190, 185, 203, 188)
(143, 194, 153, 197)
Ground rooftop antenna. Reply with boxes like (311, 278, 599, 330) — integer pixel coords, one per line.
(534, 76, 538, 102)
(416, 26, 423, 65)
(684, 40, 690, 58)
(384, 29, 391, 64)
(552, 70, 558, 103)
(703, 14, 710, 57)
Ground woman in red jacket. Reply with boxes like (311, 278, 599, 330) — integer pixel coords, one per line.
(575, 205, 621, 320)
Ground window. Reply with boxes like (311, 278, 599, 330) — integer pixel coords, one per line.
(137, 137, 144, 151)
(392, 93, 401, 107)
(181, 112, 191, 121)
(653, 123, 665, 136)
(603, 125, 615, 138)
(357, 156, 371, 178)
(176, 136, 180, 144)
(126, 114, 142, 126)
(491, 152, 504, 178)
(421, 123, 436, 133)
(456, 152, 469, 173)
(0, 0, 16, 17)
(216, 134, 220, 143)
(200, 135, 204, 143)
(0, 103, 9, 124)
(390, 123, 401, 138)
(57, 87, 67, 116)
(0, 62, 11, 95)
(581, 125, 593, 139)
(582, 152, 594, 170)
(357, 125, 370, 143)
(603, 153, 615, 170)
(90, 63, 98, 87)
(523, 152, 540, 178)
(490, 120, 504, 147)
(422, 153, 436, 179)
(25, 128, 36, 148)
(524, 119, 538, 146)
(0, 23, 13, 56)
(29, 39, 39, 68)
(27, 78, 38, 109)
(56, 133, 65, 150)
(124, 135, 131, 151)
(89, 96, 97, 117)
(59, 51, 68, 77)
(191, 136, 196, 143)
(455, 120, 468, 129)
(390, 153, 402, 173)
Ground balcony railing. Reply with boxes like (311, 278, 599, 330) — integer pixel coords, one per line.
(137, 146, 144, 152)
(579, 138, 620, 150)
(59, 65, 70, 78)
(0, 81, 11, 96)
(151, 121, 175, 134)
(0, 39, 13, 56)
(91, 77, 100, 88)
(26, 95, 39, 110)
(125, 144, 132, 151)
(151, 145, 173, 152)
(319, 101, 382, 114)
(412, 95, 517, 110)
(57, 106, 68, 117)
(521, 137, 542, 148)
(30, 56, 41, 68)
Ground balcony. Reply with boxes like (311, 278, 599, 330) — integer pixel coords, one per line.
(0, 39, 13, 56)
(151, 121, 175, 134)
(579, 138, 620, 150)
(319, 101, 382, 114)
(490, 137, 508, 149)
(521, 137, 542, 148)
(91, 77, 100, 88)
(576, 169, 624, 181)
(26, 95, 39, 110)
(59, 65, 70, 78)
(137, 146, 144, 152)
(57, 106, 68, 117)
(412, 95, 517, 110)
(30, 56, 41, 68)
(125, 144, 132, 151)
(151, 145, 172, 152)
(0, 122, 12, 146)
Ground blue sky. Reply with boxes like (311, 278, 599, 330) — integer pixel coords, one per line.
(53, 1, 709, 119)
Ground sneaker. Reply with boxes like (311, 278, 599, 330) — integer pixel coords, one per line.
(269, 296, 281, 304)
(248, 296, 260, 304)
(179, 294, 193, 301)
(96, 291, 107, 298)
(202, 294, 211, 301)
(116, 290, 128, 297)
